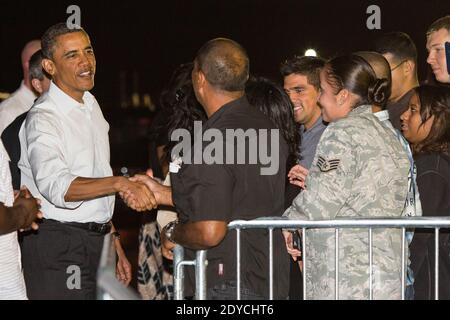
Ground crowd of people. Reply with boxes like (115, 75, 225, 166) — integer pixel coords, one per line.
(0, 14, 449, 300)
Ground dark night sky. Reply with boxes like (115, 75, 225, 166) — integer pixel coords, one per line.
(1, 0, 449, 109)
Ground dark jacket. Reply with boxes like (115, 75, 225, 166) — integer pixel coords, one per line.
(411, 152, 450, 300)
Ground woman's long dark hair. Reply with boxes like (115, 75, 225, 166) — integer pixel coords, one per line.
(246, 76, 300, 169)
(159, 63, 207, 162)
(412, 85, 450, 156)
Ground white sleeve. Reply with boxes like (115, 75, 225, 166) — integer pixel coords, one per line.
(25, 112, 82, 209)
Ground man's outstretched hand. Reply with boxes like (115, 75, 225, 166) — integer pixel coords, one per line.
(117, 178, 157, 212)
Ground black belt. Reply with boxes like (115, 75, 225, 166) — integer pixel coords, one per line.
(44, 219, 112, 235)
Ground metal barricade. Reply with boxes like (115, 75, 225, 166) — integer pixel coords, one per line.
(97, 234, 141, 300)
(173, 216, 450, 300)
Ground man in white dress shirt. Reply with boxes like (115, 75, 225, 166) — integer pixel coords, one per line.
(0, 40, 41, 135)
(18, 23, 156, 299)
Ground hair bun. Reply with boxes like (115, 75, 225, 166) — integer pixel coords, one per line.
(368, 78, 390, 106)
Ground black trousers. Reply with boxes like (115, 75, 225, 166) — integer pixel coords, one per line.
(207, 281, 266, 300)
(21, 219, 105, 300)
(289, 259, 303, 300)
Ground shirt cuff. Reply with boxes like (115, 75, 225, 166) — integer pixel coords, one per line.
(53, 173, 83, 209)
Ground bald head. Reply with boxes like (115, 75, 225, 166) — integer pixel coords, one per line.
(20, 40, 41, 89)
(355, 51, 391, 81)
(21, 40, 41, 67)
(195, 38, 249, 92)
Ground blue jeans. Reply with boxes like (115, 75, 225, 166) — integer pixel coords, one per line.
(405, 285, 415, 300)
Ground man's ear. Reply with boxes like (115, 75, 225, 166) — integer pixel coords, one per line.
(197, 69, 206, 88)
(31, 78, 43, 94)
(42, 58, 56, 76)
(403, 60, 415, 76)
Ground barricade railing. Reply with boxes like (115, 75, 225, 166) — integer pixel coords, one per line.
(173, 216, 450, 300)
(97, 234, 141, 300)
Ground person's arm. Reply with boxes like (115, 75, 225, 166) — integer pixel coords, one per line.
(25, 110, 156, 211)
(166, 161, 235, 259)
(128, 174, 173, 206)
(0, 203, 26, 234)
(110, 223, 132, 286)
(159, 220, 227, 260)
(65, 176, 157, 211)
(172, 220, 227, 249)
(288, 164, 309, 189)
(284, 126, 356, 220)
(0, 195, 42, 235)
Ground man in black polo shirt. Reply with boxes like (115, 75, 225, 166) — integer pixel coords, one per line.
(131, 38, 289, 299)
(373, 32, 419, 131)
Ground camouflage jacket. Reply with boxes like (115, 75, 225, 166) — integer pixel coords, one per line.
(284, 105, 410, 300)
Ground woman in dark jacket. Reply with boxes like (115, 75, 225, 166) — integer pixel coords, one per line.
(400, 85, 450, 300)
(246, 76, 302, 299)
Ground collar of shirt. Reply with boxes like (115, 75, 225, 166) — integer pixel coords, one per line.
(300, 115, 324, 134)
(203, 95, 248, 130)
(386, 88, 415, 111)
(348, 104, 372, 116)
(373, 110, 390, 122)
(48, 81, 95, 116)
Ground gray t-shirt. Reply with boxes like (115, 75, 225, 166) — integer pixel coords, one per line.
(299, 116, 327, 169)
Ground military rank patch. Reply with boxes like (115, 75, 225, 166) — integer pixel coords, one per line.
(316, 156, 340, 172)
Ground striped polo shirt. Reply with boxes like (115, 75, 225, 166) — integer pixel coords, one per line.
(0, 139, 27, 299)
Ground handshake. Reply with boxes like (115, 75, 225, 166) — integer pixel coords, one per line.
(117, 170, 167, 212)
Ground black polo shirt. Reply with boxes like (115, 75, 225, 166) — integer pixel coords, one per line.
(171, 95, 290, 299)
(1, 111, 28, 190)
(387, 89, 415, 131)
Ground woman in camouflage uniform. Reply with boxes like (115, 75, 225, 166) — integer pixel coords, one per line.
(283, 54, 410, 300)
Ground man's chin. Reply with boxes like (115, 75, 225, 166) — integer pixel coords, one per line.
(435, 73, 450, 84)
(81, 82, 95, 91)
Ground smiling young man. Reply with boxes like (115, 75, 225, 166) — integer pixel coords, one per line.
(426, 15, 450, 85)
(18, 23, 155, 299)
(280, 56, 326, 170)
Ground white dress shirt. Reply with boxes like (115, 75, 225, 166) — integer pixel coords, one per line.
(0, 139, 27, 300)
(0, 81, 36, 135)
(18, 81, 115, 223)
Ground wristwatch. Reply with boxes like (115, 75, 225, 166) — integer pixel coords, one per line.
(111, 231, 121, 240)
(164, 220, 179, 244)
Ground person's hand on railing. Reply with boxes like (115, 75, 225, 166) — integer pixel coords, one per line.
(288, 164, 309, 189)
(282, 230, 302, 261)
